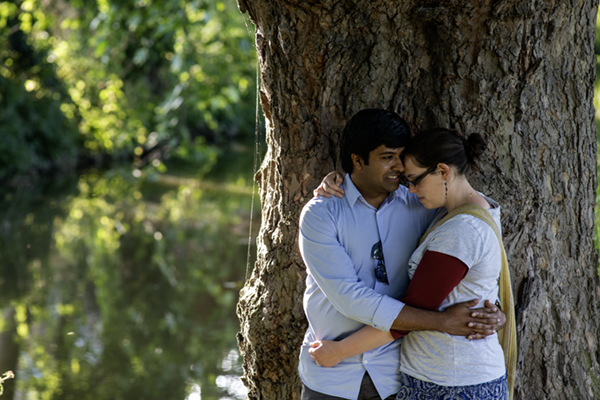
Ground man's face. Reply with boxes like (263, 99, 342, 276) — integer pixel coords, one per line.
(356, 145, 405, 195)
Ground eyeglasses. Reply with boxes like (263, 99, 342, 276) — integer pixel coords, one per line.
(403, 165, 438, 188)
(371, 241, 389, 284)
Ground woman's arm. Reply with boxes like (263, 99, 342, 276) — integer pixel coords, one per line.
(313, 171, 345, 198)
(308, 326, 393, 367)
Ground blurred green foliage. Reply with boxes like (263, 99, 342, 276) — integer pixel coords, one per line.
(0, 1, 80, 179)
(0, 165, 256, 398)
(0, 0, 256, 179)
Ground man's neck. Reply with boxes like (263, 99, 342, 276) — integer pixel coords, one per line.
(349, 173, 390, 209)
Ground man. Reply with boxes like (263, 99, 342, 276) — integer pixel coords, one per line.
(298, 109, 503, 400)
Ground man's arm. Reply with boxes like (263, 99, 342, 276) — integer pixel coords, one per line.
(391, 300, 504, 337)
(300, 202, 504, 335)
(308, 252, 504, 367)
(299, 202, 402, 331)
(309, 299, 503, 368)
(391, 300, 492, 334)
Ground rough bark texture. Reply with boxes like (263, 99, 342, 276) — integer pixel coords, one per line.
(236, 1, 600, 399)
(0, 307, 18, 400)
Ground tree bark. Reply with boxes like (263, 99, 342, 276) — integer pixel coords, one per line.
(236, 1, 600, 399)
(0, 306, 19, 400)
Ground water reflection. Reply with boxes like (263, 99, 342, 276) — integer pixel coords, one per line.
(0, 165, 256, 399)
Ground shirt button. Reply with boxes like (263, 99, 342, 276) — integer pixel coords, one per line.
(364, 360, 369, 364)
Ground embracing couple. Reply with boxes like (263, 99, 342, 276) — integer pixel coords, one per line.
(298, 109, 516, 400)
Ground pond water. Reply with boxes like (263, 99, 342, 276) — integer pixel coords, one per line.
(0, 153, 258, 399)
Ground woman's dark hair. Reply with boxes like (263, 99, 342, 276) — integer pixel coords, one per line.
(339, 109, 411, 173)
(403, 127, 487, 176)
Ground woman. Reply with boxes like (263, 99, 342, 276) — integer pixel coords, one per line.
(310, 128, 510, 399)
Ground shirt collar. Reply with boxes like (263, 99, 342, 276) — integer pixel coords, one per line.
(342, 173, 410, 208)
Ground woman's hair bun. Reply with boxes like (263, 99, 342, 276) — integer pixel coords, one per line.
(465, 133, 487, 164)
(403, 127, 487, 175)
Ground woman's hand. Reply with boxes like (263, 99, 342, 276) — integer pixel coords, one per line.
(313, 172, 345, 198)
(308, 340, 345, 367)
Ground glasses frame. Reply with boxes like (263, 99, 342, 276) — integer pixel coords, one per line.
(371, 241, 389, 284)
(403, 165, 438, 188)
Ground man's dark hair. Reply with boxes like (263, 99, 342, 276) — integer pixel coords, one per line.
(339, 109, 412, 173)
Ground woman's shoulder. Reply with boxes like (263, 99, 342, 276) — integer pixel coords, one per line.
(448, 193, 501, 230)
(435, 207, 500, 243)
(471, 192, 493, 210)
(438, 214, 486, 235)
(425, 212, 499, 265)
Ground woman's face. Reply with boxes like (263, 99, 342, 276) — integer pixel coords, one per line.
(403, 156, 445, 209)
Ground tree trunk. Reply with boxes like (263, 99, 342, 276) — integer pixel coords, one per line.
(236, 1, 600, 399)
(0, 306, 19, 400)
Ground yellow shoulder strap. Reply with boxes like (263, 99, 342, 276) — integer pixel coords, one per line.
(419, 204, 517, 399)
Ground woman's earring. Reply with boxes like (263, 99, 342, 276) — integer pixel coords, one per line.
(444, 181, 447, 200)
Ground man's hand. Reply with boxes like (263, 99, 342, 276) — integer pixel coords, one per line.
(308, 340, 344, 367)
(466, 299, 506, 339)
(442, 299, 504, 339)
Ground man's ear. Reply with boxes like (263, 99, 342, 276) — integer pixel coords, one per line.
(351, 154, 364, 170)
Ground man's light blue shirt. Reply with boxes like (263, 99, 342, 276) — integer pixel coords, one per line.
(298, 174, 436, 399)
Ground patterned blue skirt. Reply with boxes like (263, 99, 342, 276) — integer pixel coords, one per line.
(396, 372, 508, 400)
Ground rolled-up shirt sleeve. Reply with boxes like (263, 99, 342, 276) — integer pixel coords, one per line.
(299, 201, 404, 332)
